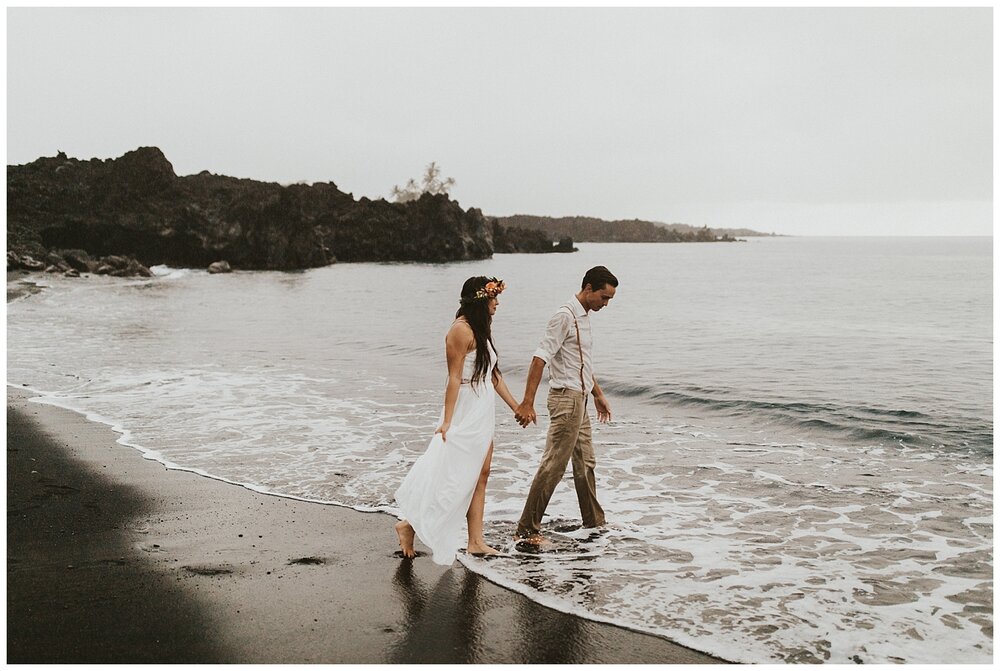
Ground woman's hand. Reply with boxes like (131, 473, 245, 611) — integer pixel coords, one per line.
(435, 421, 452, 442)
(514, 400, 536, 427)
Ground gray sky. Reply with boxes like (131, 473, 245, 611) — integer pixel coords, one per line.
(7, 7, 992, 235)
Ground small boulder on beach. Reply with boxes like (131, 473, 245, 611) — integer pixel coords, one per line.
(7, 252, 46, 271)
(60, 249, 93, 272)
(208, 260, 232, 274)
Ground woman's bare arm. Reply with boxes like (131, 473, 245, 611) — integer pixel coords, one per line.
(437, 321, 474, 441)
(492, 368, 520, 412)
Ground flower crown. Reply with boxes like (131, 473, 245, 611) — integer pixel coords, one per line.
(462, 277, 505, 304)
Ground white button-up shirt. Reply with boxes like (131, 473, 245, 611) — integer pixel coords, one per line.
(532, 296, 594, 395)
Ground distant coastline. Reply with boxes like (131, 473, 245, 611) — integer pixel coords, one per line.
(492, 214, 778, 244)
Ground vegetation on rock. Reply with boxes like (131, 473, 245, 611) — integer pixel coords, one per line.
(390, 162, 456, 204)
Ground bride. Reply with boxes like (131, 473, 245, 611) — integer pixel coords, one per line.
(394, 276, 520, 564)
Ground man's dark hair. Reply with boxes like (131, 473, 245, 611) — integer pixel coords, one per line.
(581, 266, 618, 291)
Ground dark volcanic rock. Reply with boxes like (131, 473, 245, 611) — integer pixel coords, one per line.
(492, 221, 572, 254)
(7, 252, 45, 271)
(554, 237, 578, 253)
(117, 258, 154, 278)
(8, 147, 502, 270)
(323, 193, 492, 263)
(15, 246, 153, 278)
(60, 249, 94, 272)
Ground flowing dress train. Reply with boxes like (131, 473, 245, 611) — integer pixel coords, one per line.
(394, 343, 496, 565)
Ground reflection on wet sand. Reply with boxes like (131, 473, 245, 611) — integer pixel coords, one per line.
(387, 554, 713, 664)
(390, 560, 483, 663)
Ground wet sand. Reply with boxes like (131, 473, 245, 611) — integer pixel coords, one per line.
(7, 270, 44, 302)
(6, 388, 724, 664)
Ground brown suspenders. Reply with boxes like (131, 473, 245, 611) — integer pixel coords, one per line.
(562, 304, 588, 406)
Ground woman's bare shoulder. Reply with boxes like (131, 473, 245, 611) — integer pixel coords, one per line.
(446, 318, 475, 345)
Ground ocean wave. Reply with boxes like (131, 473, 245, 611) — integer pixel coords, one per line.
(149, 265, 195, 279)
(598, 379, 993, 453)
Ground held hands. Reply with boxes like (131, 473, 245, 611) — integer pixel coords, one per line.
(594, 393, 613, 423)
(514, 400, 536, 428)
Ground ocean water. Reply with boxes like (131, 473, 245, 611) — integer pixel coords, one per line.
(6, 237, 992, 663)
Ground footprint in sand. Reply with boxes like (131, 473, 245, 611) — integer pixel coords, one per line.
(183, 565, 235, 576)
(288, 556, 326, 565)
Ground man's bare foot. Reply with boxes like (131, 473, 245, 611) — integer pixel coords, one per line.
(467, 541, 501, 557)
(514, 533, 552, 547)
(395, 520, 416, 558)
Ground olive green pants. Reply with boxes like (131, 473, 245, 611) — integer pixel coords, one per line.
(516, 388, 606, 537)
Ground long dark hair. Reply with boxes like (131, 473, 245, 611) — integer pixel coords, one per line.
(455, 276, 500, 387)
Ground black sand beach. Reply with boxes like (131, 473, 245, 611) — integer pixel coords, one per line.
(6, 388, 723, 663)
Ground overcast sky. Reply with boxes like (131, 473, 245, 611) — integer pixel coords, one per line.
(7, 7, 992, 235)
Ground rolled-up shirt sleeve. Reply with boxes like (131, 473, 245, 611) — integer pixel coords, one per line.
(532, 311, 572, 365)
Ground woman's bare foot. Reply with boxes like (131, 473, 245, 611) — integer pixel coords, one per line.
(467, 540, 501, 556)
(395, 520, 416, 558)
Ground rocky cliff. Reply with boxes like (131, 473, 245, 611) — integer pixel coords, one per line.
(7, 147, 505, 270)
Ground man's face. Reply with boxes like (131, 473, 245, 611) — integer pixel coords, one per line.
(585, 284, 616, 311)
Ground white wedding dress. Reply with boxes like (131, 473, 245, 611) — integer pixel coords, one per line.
(395, 342, 496, 565)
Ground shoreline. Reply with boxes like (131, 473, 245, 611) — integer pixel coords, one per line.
(6, 387, 724, 664)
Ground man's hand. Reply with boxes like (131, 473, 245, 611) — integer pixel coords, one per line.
(594, 393, 612, 423)
(514, 400, 536, 427)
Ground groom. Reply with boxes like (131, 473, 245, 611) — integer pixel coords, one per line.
(513, 266, 618, 543)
